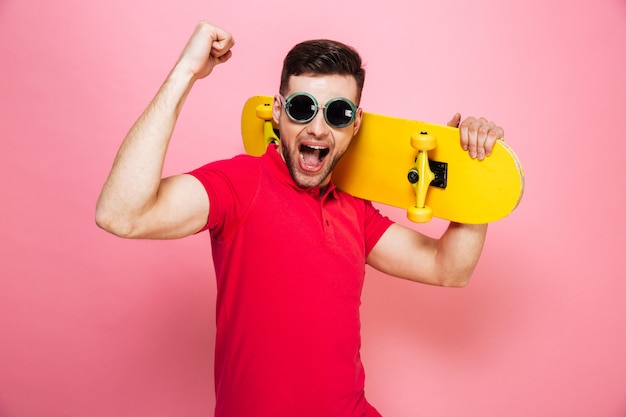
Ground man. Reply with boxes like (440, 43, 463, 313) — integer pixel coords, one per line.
(96, 21, 503, 417)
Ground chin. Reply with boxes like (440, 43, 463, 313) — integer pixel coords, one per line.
(292, 172, 328, 190)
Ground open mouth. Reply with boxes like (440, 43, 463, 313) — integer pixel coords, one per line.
(299, 144, 330, 170)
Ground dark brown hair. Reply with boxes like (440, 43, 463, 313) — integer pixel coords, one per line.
(279, 39, 365, 104)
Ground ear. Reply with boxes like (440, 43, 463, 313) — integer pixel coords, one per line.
(352, 107, 364, 136)
(272, 95, 282, 124)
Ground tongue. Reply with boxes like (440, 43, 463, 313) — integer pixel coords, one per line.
(301, 147, 322, 167)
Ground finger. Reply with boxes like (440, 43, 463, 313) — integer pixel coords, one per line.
(447, 112, 461, 128)
(459, 117, 470, 152)
(459, 117, 479, 157)
(475, 118, 493, 160)
(217, 49, 233, 63)
(483, 125, 504, 157)
(210, 28, 235, 59)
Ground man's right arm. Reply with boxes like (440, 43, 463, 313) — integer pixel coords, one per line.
(95, 21, 234, 239)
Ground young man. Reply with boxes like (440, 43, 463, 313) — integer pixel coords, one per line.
(96, 21, 503, 417)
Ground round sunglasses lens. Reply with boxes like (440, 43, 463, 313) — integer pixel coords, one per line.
(287, 94, 316, 122)
(326, 100, 355, 127)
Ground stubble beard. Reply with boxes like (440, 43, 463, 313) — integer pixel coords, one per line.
(282, 141, 343, 190)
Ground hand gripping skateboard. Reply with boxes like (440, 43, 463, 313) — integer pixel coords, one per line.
(241, 95, 524, 224)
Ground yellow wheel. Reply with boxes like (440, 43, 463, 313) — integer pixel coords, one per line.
(256, 103, 273, 121)
(410, 131, 436, 151)
(407, 205, 433, 223)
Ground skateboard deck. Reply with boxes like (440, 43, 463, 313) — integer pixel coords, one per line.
(241, 95, 524, 224)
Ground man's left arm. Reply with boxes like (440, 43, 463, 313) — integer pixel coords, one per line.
(367, 222, 486, 287)
(366, 115, 503, 287)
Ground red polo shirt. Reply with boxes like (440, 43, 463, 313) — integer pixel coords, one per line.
(189, 145, 393, 417)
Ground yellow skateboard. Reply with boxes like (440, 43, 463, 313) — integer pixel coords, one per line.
(241, 95, 524, 224)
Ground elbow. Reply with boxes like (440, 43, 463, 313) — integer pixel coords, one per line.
(436, 257, 480, 288)
(442, 277, 470, 288)
(438, 271, 472, 288)
(94, 205, 137, 239)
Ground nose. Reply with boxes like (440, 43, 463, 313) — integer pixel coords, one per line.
(305, 108, 330, 138)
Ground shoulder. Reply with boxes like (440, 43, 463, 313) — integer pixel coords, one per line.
(333, 189, 382, 215)
(186, 154, 264, 234)
(190, 153, 260, 175)
(187, 153, 264, 189)
(333, 189, 394, 244)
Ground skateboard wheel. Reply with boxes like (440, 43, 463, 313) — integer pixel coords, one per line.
(407, 205, 433, 223)
(256, 104, 273, 121)
(411, 132, 436, 151)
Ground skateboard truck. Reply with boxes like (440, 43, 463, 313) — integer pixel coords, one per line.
(408, 160, 447, 189)
(406, 131, 447, 223)
(256, 104, 280, 146)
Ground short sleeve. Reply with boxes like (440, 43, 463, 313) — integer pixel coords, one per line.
(362, 200, 394, 256)
(187, 155, 261, 237)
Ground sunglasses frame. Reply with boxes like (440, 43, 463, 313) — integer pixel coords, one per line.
(282, 92, 358, 128)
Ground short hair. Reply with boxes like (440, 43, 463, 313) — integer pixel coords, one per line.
(279, 39, 365, 104)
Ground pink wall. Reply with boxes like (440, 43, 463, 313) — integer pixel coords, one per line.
(1, 0, 625, 416)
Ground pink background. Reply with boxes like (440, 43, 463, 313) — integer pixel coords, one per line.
(1, 0, 625, 416)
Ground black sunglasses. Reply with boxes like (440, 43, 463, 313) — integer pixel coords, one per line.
(282, 92, 358, 128)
